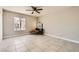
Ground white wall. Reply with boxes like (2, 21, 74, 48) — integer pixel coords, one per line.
(39, 6, 79, 42)
(3, 10, 37, 38)
(0, 6, 38, 39)
(0, 8, 3, 41)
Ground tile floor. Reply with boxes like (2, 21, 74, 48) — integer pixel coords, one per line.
(0, 35, 79, 52)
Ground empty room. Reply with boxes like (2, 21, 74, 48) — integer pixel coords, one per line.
(0, 6, 79, 52)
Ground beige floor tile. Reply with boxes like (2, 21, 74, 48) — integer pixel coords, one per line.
(1, 35, 79, 52)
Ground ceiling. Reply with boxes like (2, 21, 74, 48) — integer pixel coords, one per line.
(1, 6, 71, 17)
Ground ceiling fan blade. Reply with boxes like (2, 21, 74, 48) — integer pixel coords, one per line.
(37, 12, 40, 13)
(37, 8, 43, 10)
(32, 11, 34, 14)
(36, 10, 40, 13)
(31, 6, 35, 9)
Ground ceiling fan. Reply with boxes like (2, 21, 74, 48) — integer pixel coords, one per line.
(26, 6, 43, 14)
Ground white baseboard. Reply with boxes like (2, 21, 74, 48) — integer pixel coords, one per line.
(45, 33, 79, 44)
